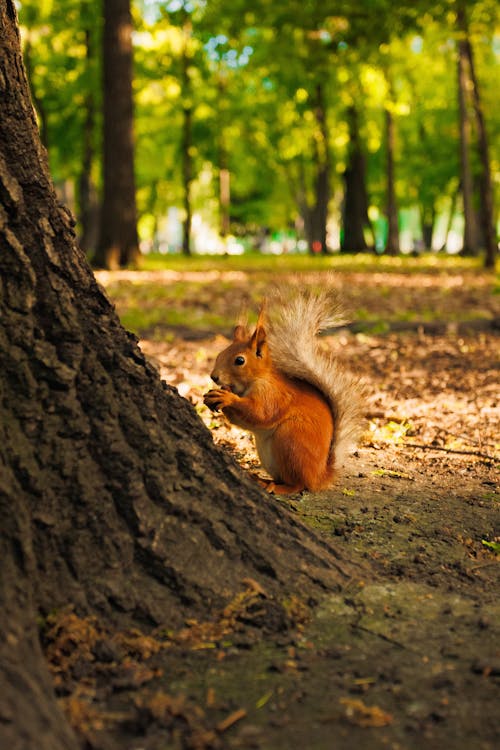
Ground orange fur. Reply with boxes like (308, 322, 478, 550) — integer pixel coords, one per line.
(204, 309, 341, 495)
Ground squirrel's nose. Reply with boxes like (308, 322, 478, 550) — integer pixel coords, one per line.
(211, 373, 220, 384)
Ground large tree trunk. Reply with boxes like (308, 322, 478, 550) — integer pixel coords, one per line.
(0, 4, 350, 746)
(93, 0, 139, 269)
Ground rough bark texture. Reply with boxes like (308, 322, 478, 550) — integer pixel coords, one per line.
(93, 0, 139, 268)
(0, 4, 352, 747)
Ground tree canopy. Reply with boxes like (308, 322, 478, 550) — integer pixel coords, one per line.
(18, 0, 499, 263)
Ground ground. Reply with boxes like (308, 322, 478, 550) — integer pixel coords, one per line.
(44, 257, 499, 749)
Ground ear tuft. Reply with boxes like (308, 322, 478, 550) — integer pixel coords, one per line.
(233, 324, 249, 342)
(251, 324, 267, 358)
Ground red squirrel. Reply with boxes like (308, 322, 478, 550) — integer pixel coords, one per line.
(204, 288, 364, 495)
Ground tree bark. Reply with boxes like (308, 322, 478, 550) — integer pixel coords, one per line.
(93, 0, 139, 268)
(0, 4, 352, 746)
(341, 105, 371, 253)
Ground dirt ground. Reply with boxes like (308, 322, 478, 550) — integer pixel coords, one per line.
(48, 268, 499, 750)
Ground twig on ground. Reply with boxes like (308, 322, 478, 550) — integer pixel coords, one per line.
(350, 623, 417, 653)
(404, 443, 498, 461)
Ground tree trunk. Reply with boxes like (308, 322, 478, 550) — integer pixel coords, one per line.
(218, 76, 231, 239)
(384, 107, 400, 255)
(295, 84, 331, 255)
(457, 3, 497, 268)
(341, 105, 371, 253)
(457, 15, 478, 257)
(77, 22, 100, 255)
(219, 165, 231, 238)
(93, 0, 139, 269)
(439, 183, 459, 252)
(311, 83, 330, 254)
(181, 21, 193, 256)
(420, 205, 436, 251)
(0, 4, 351, 746)
(181, 103, 193, 255)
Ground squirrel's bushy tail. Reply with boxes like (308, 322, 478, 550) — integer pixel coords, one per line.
(266, 285, 365, 470)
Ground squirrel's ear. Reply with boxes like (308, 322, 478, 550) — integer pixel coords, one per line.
(250, 302, 268, 357)
(233, 324, 249, 342)
(250, 324, 267, 358)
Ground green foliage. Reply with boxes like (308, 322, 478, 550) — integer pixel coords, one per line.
(19, 0, 101, 183)
(482, 539, 500, 553)
(18, 0, 500, 252)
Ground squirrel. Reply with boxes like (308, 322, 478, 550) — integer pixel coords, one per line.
(204, 287, 364, 495)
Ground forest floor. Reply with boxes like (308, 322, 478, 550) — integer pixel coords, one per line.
(47, 258, 499, 750)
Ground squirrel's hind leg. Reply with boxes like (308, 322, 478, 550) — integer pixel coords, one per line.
(266, 480, 305, 495)
(252, 475, 305, 495)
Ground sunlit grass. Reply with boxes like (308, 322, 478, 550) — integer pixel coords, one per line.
(96, 252, 498, 337)
(137, 251, 487, 276)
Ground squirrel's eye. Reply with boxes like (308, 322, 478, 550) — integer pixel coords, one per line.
(234, 355, 246, 366)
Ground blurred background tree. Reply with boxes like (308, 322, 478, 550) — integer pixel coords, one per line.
(18, 0, 499, 267)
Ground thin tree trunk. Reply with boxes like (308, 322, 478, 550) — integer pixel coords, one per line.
(341, 105, 371, 253)
(78, 22, 100, 255)
(181, 20, 193, 256)
(457, 21, 478, 257)
(294, 84, 331, 255)
(457, 4, 497, 268)
(420, 205, 436, 251)
(439, 183, 459, 252)
(287, 157, 314, 253)
(385, 106, 400, 255)
(219, 164, 231, 238)
(181, 104, 193, 255)
(0, 5, 353, 746)
(93, 0, 139, 268)
(218, 76, 231, 239)
(312, 82, 330, 254)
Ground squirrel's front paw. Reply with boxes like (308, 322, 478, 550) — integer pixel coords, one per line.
(204, 388, 235, 412)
